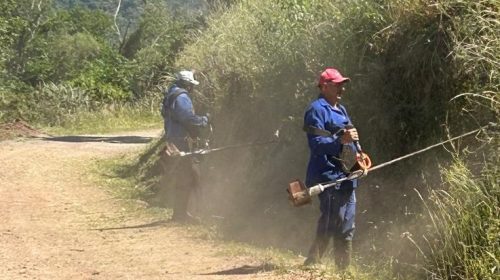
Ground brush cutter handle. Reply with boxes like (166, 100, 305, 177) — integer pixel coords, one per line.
(344, 124, 361, 148)
(344, 124, 372, 172)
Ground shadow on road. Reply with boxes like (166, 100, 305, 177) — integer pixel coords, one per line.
(201, 264, 276, 275)
(39, 135, 155, 144)
(91, 220, 170, 231)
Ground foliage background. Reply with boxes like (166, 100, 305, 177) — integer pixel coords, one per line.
(0, 0, 210, 128)
(164, 0, 497, 278)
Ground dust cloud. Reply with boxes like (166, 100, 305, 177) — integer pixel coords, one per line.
(151, 69, 456, 271)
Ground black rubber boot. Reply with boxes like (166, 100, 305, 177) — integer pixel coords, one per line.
(304, 235, 330, 266)
(334, 239, 352, 270)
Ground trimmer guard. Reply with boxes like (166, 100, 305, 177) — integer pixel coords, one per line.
(287, 179, 312, 207)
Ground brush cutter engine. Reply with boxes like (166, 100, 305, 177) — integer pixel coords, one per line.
(287, 179, 312, 206)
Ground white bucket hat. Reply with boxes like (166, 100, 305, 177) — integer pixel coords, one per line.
(176, 70, 199, 85)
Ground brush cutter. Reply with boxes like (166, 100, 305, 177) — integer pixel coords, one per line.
(173, 138, 279, 156)
(287, 123, 494, 207)
(163, 129, 281, 157)
(288, 124, 372, 206)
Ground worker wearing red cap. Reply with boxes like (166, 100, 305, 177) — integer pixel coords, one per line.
(302, 67, 359, 269)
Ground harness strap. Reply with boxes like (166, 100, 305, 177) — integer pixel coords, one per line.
(167, 88, 187, 110)
(304, 125, 372, 173)
(163, 87, 187, 122)
(303, 125, 343, 137)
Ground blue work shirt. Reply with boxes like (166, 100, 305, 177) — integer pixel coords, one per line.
(162, 84, 208, 151)
(304, 95, 358, 190)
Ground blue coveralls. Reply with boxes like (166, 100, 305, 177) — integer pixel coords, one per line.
(163, 84, 208, 152)
(304, 95, 357, 266)
(162, 84, 208, 220)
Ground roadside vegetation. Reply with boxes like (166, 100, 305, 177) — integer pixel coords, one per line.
(2, 0, 497, 279)
(95, 152, 395, 280)
(132, 0, 498, 279)
(0, 0, 207, 133)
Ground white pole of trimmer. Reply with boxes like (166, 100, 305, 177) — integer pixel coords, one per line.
(304, 124, 491, 198)
(306, 170, 365, 197)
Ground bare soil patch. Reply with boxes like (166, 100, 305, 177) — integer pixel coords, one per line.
(0, 119, 46, 141)
(0, 130, 312, 279)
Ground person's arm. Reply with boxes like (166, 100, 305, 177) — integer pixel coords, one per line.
(339, 105, 359, 144)
(304, 107, 342, 156)
(172, 94, 208, 128)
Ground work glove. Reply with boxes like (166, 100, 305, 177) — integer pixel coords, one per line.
(341, 127, 359, 144)
(200, 114, 209, 127)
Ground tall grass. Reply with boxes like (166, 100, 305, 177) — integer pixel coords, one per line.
(416, 2, 500, 277)
(422, 157, 499, 279)
(133, 0, 498, 278)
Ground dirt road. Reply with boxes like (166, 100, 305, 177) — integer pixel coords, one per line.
(0, 131, 305, 280)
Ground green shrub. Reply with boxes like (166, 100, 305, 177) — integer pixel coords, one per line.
(0, 81, 162, 130)
(123, 1, 194, 97)
(134, 0, 499, 278)
(26, 32, 102, 82)
(0, 1, 194, 125)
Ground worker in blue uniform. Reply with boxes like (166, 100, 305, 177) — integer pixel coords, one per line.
(303, 67, 360, 269)
(161, 70, 209, 222)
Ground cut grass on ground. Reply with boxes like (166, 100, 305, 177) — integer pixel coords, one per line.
(89, 151, 402, 280)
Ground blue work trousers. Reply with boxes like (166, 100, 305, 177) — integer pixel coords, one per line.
(306, 187, 356, 266)
(316, 188, 356, 240)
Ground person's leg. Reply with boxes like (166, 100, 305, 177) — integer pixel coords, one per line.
(332, 189, 356, 270)
(186, 158, 201, 218)
(172, 157, 202, 223)
(171, 158, 191, 221)
(334, 238, 353, 270)
(304, 192, 334, 265)
(156, 149, 179, 208)
(304, 229, 330, 265)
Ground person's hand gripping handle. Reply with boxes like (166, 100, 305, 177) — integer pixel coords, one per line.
(341, 124, 360, 147)
(343, 124, 372, 175)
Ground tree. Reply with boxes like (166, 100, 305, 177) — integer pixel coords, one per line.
(0, 0, 55, 90)
(121, 0, 192, 96)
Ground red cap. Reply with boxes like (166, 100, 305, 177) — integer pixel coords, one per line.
(318, 67, 350, 87)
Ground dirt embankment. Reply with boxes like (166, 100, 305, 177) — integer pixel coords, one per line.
(0, 130, 310, 280)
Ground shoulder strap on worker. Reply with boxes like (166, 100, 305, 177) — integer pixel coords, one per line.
(167, 87, 187, 109)
(303, 125, 345, 137)
(162, 87, 187, 119)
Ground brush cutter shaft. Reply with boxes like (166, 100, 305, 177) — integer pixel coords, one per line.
(307, 184, 325, 197)
(288, 170, 365, 207)
(367, 125, 488, 172)
(176, 139, 278, 157)
(288, 124, 493, 207)
(315, 170, 365, 190)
